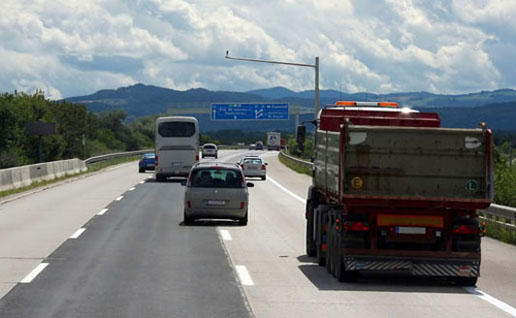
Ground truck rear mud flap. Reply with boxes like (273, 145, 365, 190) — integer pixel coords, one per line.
(344, 257, 479, 277)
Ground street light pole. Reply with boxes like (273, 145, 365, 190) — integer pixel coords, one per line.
(225, 51, 320, 118)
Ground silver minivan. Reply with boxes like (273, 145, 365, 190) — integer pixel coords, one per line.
(183, 162, 254, 225)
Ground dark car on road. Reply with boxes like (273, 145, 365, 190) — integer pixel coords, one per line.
(139, 153, 155, 173)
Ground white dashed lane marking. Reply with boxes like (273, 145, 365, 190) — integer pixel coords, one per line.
(21, 263, 49, 283)
(69, 228, 86, 239)
(235, 265, 254, 286)
(220, 230, 232, 241)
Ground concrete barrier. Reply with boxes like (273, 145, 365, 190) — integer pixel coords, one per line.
(0, 159, 87, 192)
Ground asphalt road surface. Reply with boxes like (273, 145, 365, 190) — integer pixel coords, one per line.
(0, 150, 515, 318)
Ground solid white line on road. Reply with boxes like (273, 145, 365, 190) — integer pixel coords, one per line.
(235, 265, 254, 286)
(115, 196, 123, 201)
(97, 208, 108, 215)
(70, 228, 86, 239)
(129, 187, 135, 191)
(220, 229, 232, 241)
(267, 176, 306, 204)
(21, 263, 49, 283)
(465, 287, 516, 317)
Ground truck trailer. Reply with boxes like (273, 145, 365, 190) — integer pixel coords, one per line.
(267, 132, 281, 151)
(301, 101, 493, 285)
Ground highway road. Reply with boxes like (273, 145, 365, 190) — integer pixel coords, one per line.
(0, 150, 515, 317)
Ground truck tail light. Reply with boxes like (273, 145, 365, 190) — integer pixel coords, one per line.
(343, 221, 369, 232)
(187, 200, 191, 208)
(195, 154, 199, 162)
(155, 155, 158, 166)
(453, 224, 479, 235)
(240, 202, 245, 209)
(261, 164, 266, 170)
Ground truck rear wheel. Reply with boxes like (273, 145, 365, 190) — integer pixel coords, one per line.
(306, 200, 317, 257)
(452, 277, 477, 286)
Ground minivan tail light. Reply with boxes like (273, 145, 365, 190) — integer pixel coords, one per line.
(261, 164, 266, 170)
(240, 202, 245, 209)
(155, 155, 158, 166)
(195, 154, 199, 162)
(187, 200, 191, 208)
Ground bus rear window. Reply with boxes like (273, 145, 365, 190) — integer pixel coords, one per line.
(158, 122, 196, 137)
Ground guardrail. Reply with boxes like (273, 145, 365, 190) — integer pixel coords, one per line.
(84, 149, 153, 165)
(279, 151, 516, 229)
(479, 204, 516, 230)
(279, 150, 313, 168)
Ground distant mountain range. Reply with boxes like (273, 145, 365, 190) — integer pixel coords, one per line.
(63, 83, 516, 131)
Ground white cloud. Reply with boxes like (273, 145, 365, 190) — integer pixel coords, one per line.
(0, 0, 515, 98)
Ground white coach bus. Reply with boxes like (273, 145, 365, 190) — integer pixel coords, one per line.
(155, 116, 199, 181)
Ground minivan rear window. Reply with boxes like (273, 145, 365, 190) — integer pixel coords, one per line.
(158, 122, 196, 138)
(190, 169, 243, 188)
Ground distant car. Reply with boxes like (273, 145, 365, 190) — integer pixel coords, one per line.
(202, 143, 218, 158)
(183, 162, 254, 225)
(238, 155, 267, 180)
(139, 153, 155, 173)
(256, 141, 264, 150)
(249, 143, 256, 150)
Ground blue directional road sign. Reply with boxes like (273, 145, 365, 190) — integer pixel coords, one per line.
(211, 103, 289, 120)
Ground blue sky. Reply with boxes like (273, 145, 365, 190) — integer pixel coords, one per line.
(1, 0, 515, 99)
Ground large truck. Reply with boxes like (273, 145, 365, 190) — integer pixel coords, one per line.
(267, 132, 281, 151)
(300, 101, 493, 285)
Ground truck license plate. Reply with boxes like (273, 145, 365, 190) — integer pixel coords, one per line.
(396, 227, 426, 235)
(207, 200, 226, 206)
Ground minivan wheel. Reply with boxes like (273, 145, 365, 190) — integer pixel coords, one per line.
(183, 210, 193, 225)
(239, 211, 248, 226)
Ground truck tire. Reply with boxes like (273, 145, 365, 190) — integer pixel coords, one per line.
(453, 277, 477, 286)
(305, 200, 317, 257)
(317, 244, 326, 267)
(335, 255, 359, 283)
(326, 211, 337, 276)
(315, 206, 327, 267)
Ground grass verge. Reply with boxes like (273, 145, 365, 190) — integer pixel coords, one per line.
(481, 217, 516, 245)
(278, 153, 312, 176)
(0, 156, 140, 200)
